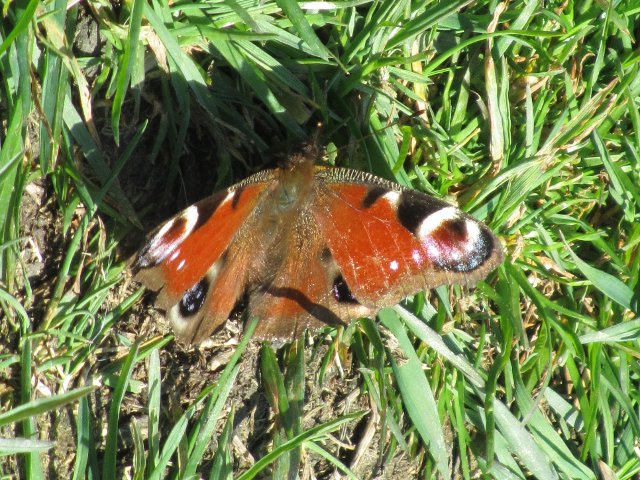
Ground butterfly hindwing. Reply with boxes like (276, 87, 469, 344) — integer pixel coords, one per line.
(249, 208, 372, 340)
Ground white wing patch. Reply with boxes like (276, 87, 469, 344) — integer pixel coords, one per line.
(146, 205, 200, 264)
(416, 206, 460, 240)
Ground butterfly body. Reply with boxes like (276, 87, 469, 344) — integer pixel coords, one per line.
(134, 148, 503, 343)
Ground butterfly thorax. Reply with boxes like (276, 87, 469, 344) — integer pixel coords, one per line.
(272, 152, 316, 212)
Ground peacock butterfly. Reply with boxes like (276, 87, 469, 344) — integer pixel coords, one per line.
(133, 145, 503, 343)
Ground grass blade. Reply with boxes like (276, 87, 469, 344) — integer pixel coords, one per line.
(103, 343, 141, 480)
(563, 236, 636, 313)
(380, 309, 451, 479)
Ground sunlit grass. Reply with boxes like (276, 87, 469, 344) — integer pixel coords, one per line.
(1, 0, 639, 478)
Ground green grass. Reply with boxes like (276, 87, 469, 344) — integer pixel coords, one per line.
(1, 0, 640, 478)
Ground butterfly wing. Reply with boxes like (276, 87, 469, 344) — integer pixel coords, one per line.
(313, 168, 503, 308)
(133, 176, 274, 343)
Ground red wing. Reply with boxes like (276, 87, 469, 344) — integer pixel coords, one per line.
(133, 181, 271, 342)
(314, 177, 503, 307)
(165, 242, 255, 344)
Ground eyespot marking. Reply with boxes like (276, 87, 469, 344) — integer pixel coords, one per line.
(416, 207, 460, 240)
(419, 213, 498, 273)
(179, 276, 210, 317)
(332, 275, 359, 304)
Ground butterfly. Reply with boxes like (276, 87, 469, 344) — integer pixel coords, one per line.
(133, 145, 503, 343)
